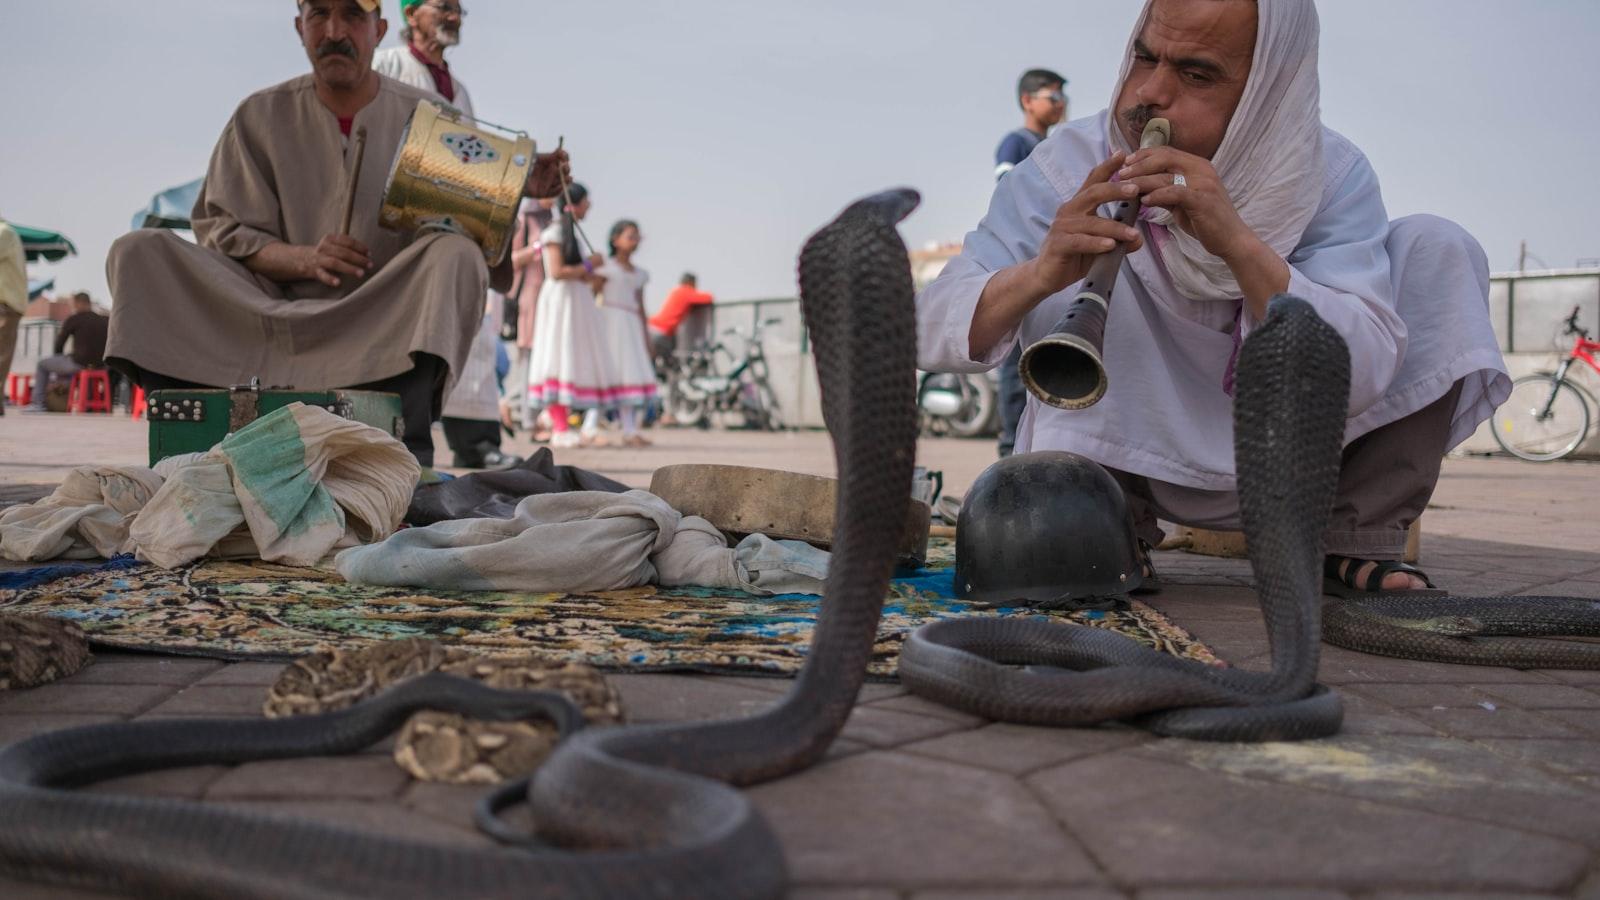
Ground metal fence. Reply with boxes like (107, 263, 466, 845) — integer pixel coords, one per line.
(692, 296, 823, 427)
(1488, 268, 1600, 353)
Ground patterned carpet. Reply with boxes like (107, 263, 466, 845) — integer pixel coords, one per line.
(0, 539, 1220, 677)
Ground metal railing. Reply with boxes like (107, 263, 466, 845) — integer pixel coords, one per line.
(1490, 268, 1600, 354)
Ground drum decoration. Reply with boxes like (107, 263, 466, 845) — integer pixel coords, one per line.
(380, 99, 535, 266)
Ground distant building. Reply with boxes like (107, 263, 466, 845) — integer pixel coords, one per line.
(24, 295, 75, 321)
(910, 242, 962, 293)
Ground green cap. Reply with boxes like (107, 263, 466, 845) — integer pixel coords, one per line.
(399, 0, 424, 9)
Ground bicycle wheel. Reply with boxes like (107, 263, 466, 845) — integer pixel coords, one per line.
(754, 380, 785, 431)
(1491, 374, 1592, 461)
(735, 379, 782, 431)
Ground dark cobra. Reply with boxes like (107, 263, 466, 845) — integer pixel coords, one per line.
(1324, 595, 1600, 668)
(0, 189, 923, 899)
(903, 295, 1350, 741)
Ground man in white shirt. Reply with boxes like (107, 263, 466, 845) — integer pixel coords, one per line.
(372, 0, 473, 117)
(916, 0, 1508, 595)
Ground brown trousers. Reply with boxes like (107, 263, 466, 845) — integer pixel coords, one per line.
(1118, 380, 1466, 561)
(0, 306, 20, 410)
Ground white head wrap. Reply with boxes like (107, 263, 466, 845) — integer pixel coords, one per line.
(1107, 0, 1325, 302)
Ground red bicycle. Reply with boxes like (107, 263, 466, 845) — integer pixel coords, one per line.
(1492, 305, 1599, 461)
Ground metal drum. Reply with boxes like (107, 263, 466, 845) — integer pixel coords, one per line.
(380, 99, 534, 265)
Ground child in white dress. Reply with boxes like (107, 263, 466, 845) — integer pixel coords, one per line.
(524, 184, 611, 449)
(593, 219, 660, 447)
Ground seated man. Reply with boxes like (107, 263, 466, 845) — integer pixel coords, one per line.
(105, 0, 566, 467)
(32, 292, 108, 408)
(916, 0, 1509, 595)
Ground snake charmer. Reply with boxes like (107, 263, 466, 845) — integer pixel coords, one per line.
(916, 0, 1510, 596)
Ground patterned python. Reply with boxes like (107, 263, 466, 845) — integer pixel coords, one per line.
(0, 189, 922, 899)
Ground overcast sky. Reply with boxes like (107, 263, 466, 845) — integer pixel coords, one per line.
(4, 1, 1597, 309)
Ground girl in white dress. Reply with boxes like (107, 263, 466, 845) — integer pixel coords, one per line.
(592, 219, 660, 447)
(525, 183, 612, 449)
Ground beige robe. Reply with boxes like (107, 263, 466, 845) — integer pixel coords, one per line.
(105, 73, 486, 396)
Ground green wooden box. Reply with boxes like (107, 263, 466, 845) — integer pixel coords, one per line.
(146, 386, 404, 466)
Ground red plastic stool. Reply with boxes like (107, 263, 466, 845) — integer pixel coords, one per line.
(6, 373, 31, 407)
(130, 386, 148, 420)
(69, 369, 113, 414)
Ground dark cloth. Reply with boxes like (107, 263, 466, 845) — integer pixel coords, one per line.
(54, 311, 109, 368)
(994, 127, 1045, 179)
(350, 355, 445, 468)
(131, 353, 445, 468)
(997, 344, 1026, 457)
(441, 416, 501, 459)
(407, 44, 455, 103)
(406, 447, 629, 525)
(651, 331, 676, 365)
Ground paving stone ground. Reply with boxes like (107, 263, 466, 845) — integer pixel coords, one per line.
(2, 413, 1599, 897)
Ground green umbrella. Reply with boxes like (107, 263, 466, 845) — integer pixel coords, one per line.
(13, 224, 78, 262)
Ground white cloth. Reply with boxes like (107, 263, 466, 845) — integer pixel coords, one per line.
(442, 295, 503, 422)
(0, 221, 25, 316)
(526, 223, 615, 411)
(916, 111, 1509, 498)
(595, 262, 659, 409)
(1109, 0, 1324, 303)
(372, 46, 474, 118)
(0, 405, 418, 567)
(334, 489, 831, 596)
(0, 465, 167, 561)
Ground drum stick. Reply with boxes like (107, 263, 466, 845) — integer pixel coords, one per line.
(339, 126, 369, 237)
(554, 136, 600, 258)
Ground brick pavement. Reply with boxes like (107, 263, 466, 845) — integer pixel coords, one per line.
(2, 413, 1600, 897)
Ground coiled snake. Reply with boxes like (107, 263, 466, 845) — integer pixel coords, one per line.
(0, 189, 922, 899)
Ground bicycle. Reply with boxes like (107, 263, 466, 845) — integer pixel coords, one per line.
(1491, 305, 1599, 461)
(660, 317, 786, 431)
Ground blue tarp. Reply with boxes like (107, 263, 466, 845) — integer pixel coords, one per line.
(131, 178, 203, 230)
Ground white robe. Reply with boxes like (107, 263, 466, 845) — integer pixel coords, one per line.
(372, 45, 475, 118)
(917, 111, 1509, 506)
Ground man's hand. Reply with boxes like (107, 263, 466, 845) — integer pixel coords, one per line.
(966, 153, 1145, 359)
(525, 149, 571, 200)
(1119, 146, 1290, 317)
(301, 234, 373, 287)
(1027, 152, 1145, 297)
(1118, 147, 1251, 262)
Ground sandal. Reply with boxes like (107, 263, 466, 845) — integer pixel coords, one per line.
(1323, 555, 1448, 599)
(1132, 540, 1163, 595)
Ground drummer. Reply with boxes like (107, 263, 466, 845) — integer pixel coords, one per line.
(103, 0, 568, 467)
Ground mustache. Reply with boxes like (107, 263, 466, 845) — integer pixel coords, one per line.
(1120, 104, 1157, 135)
(317, 39, 357, 60)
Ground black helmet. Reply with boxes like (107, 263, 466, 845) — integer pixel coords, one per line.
(955, 451, 1143, 606)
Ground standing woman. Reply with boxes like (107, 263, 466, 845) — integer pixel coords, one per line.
(504, 197, 554, 437)
(595, 219, 660, 447)
(525, 183, 611, 449)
